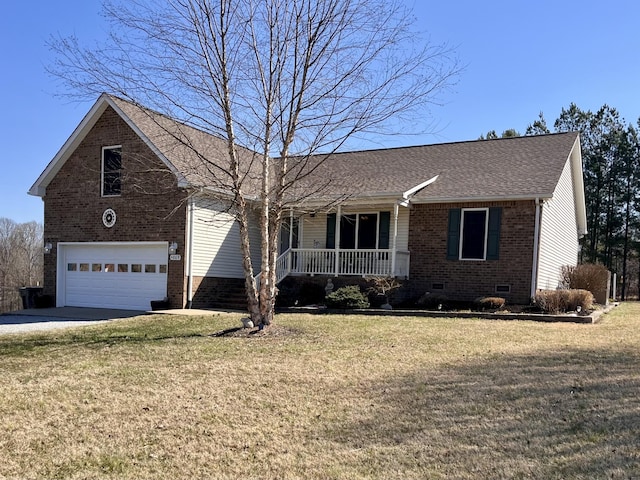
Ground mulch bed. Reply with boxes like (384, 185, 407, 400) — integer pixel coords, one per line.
(211, 324, 300, 338)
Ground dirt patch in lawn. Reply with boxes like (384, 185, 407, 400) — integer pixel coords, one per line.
(212, 324, 301, 338)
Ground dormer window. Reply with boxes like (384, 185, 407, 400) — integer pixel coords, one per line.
(102, 146, 122, 196)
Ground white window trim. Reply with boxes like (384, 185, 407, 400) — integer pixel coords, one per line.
(342, 211, 380, 249)
(101, 145, 122, 197)
(459, 208, 489, 261)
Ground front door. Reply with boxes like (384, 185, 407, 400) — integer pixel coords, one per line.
(279, 218, 299, 253)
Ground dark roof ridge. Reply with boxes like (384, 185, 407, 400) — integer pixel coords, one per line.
(322, 131, 579, 157)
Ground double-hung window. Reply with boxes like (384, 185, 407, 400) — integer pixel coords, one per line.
(447, 207, 501, 261)
(460, 208, 488, 260)
(102, 146, 122, 196)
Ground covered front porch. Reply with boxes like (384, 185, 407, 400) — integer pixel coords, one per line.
(275, 202, 411, 283)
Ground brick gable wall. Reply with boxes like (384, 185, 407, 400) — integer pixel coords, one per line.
(43, 106, 188, 307)
(408, 201, 536, 304)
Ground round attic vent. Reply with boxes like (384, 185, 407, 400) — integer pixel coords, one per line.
(102, 208, 117, 228)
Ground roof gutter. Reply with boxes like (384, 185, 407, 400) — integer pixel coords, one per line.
(410, 193, 555, 205)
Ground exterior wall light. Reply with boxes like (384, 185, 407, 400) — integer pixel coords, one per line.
(169, 242, 178, 255)
(44, 242, 53, 254)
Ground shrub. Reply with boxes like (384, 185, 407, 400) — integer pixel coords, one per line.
(298, 281, 326, 306)
(534, 289, 594, 314)
(416, 292, 449, 310)
(561, 264, 609, 294)
(275, 280, 297, 307)
(366, 276, 401, 297)
(474, 296, 506, 311)
(275, 280, 326, 307)
(325, 285, 370, 309)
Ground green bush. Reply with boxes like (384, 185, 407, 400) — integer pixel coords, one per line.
(534, 289, 594, 314)
(325, 285, 370, 309)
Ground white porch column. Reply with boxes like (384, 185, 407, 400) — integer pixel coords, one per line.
(334, 205, 341, 276)
(287, 208, 293, 272)
(391, 202, 399, 276)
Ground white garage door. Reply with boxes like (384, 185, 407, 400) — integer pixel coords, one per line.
(61, 243, 168, 310)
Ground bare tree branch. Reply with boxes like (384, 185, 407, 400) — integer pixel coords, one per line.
(48, 0, 461, 326)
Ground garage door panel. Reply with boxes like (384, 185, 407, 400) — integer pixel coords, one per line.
(62, 244, 168, 310)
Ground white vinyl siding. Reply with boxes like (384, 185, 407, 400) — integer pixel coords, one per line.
(301, 215, 326, 249)
(301, 206, 410, 250)
(537, 157, 580, 290)
(190, 198, 261, 278)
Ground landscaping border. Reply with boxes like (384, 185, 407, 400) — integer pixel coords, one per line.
(280, 303, 619, 324)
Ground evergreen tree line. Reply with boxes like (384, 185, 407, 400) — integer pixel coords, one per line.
(482, 104, 640, 299)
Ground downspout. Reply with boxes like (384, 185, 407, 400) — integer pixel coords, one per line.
(185, 197, 195, 308)
(530, 197, 542, 300)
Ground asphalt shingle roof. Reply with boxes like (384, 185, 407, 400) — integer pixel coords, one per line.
(31, 94, 580, 208)
(110, 96, 579, 203)
(292, 132, 580, 202)
(110, 96, 261, 192)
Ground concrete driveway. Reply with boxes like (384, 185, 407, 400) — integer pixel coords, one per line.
(0, 307, 145, 335)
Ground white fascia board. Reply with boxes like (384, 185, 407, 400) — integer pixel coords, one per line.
(410, 193, 554, 204)
(289, 193, 405, 210)
(29, 94, 111, 197)
(569, 135, 588, 236)
(29, 94, 189, 197)
(402, 175, 439, 200)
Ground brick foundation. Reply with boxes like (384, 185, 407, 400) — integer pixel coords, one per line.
(190, 276, 247, 310)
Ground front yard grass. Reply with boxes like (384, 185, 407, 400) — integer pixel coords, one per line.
(0, 304, 639, 479)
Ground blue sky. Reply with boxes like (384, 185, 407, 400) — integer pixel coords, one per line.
(2, 0, 639, 223)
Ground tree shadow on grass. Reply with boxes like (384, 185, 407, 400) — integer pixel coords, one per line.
(324, 348, 640, 479)
(0, 317, 238, 356)
(0, 320, 300, 357)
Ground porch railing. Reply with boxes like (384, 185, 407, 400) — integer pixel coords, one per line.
(254, 248, 293, 288)
(256, 248, 410, 286)
(288, 248, 409, 278)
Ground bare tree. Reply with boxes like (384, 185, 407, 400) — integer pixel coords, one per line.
(0, 219, 44, 313)
(49, 0, 460, 327)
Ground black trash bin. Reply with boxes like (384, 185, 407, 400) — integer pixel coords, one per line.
(19, 287, 44, 309)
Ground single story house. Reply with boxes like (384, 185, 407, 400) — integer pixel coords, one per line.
(29, 94, 587, 310)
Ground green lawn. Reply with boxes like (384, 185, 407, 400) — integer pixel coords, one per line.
(1, 304, 639, 479)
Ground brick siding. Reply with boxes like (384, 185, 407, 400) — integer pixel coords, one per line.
(190, 276, 247, 310)
(43, 106, 188, 307)
(408, 201, 536, 304)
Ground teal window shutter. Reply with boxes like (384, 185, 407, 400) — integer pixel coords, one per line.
(487, 207, 502, 260)
(378, 211, 390, 249)
(447, 209, 461, 260)
(326, 213, 336, 249)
